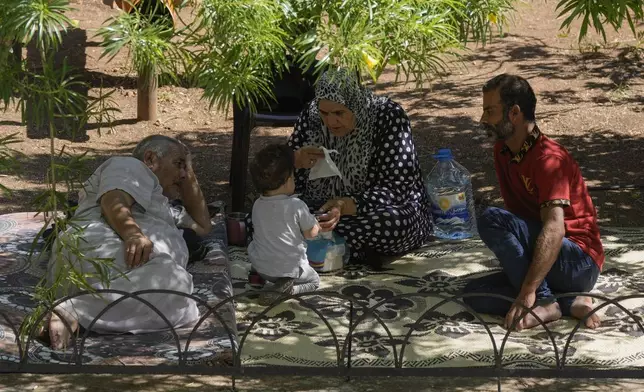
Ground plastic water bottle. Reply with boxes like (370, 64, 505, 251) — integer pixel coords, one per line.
(425, 148, 477, 240)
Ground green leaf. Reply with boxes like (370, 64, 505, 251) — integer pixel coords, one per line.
(579, 12, 591, 42)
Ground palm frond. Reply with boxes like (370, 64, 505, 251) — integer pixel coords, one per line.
(189, 0, 290, 112)
(557, 0, 644, 42)
(95, 8, 190, 83)
(3, 0, 76, 53)
(0, 133, 22, 195)
(188, 0, 520, 112)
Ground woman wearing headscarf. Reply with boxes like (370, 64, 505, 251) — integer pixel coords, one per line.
(288, 68, 433, 267)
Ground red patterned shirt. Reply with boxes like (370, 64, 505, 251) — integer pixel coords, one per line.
(494, 125, 604, 269)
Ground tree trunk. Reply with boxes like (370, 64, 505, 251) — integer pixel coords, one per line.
(12, 42, 22, 64)
(137, 66, 157, 121)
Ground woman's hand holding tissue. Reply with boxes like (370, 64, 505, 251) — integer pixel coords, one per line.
(317, 197, 357, 231)
(294, 146, 325, 169)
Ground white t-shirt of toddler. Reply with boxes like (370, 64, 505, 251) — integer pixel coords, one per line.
(247, 194, 318, 278)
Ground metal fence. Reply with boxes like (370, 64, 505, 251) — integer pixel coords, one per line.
(2, 289, 644, 392)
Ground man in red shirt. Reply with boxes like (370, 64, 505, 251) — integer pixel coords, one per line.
(463, 74, 604, 331)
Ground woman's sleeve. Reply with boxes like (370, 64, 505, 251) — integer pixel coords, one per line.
(349, 102, 422, 214)
(287, 105, 314, 195)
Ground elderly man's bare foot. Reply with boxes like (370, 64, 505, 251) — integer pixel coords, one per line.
(519, 303, 562, 330)
(48, 308, 79, 350)
(571, 296, 601, 329)
(32, 314, 51, 344)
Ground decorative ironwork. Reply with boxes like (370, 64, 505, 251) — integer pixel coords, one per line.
(2, 289, 644, 392)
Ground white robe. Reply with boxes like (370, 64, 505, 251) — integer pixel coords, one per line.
(47, 157, 199, 334)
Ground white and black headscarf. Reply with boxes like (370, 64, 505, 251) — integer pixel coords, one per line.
(305, 68, 388, 200)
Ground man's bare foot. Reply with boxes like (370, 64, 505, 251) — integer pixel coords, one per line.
(517, 303, 562, 331)
(570, 296, 601, 329)
(48, 308, 79, 350)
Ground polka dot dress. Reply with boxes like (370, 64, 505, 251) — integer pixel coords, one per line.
(287, 70, 433, 263)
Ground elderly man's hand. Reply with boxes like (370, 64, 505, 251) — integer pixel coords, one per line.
(185, 153, 195, 176)
(124, 232, 153, 268)
(176, 152, 213, 237)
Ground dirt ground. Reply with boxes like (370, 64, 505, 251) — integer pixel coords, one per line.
(0, 0, 643, 226)
(0, 1, 643, 389)
(2, 374, 644, 392)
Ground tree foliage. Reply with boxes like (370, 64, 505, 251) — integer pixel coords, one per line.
(0, 0, 121, 342)
(188, 0, 516, 113)
(95, 3, 190, 88)
(556, 0, 643, 42)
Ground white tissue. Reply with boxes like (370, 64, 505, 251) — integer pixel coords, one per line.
(309, 147, 342, 181)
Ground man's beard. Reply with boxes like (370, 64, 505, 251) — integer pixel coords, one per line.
(482, 118, 516, 141)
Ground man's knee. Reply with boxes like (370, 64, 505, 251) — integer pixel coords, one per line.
(477, 207, 508, 240)
(461, 274, 491, 302)
(461, 276, 515, 317)
(461, 281, 489, 314)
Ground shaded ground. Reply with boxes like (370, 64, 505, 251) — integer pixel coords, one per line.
(2, 375, 644, 392)
(1, 0, 643, 226)
(0, 2, 643, 390)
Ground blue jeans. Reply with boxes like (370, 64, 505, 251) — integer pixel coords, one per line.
(463, 207, 600, 316)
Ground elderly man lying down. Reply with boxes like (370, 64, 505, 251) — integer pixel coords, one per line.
(46, 134, 212, 349)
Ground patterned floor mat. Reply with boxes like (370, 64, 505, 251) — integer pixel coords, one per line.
(0, 212, 237, 367)
(229, 228, 644, 369)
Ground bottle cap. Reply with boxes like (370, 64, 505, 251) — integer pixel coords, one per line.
(433, 148, 453, 161)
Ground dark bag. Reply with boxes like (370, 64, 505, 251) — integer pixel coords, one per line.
(170, 200, 208, 263)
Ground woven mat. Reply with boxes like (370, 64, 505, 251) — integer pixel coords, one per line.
(0, 212, 236, 366)
(229, 227, 644, 369)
